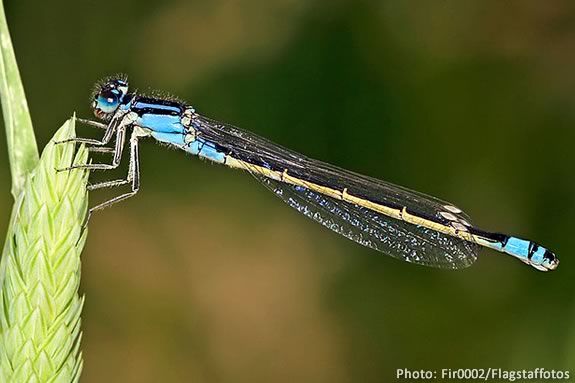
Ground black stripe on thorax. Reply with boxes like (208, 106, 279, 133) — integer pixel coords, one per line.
(131, 95, 186, 116)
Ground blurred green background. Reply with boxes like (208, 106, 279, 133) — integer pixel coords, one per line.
(2, 1, 575, 382)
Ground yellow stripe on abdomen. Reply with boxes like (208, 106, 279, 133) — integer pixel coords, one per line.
(225, 156, 475, 243)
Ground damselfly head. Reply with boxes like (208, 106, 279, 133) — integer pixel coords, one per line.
(92, 78, 129, 121)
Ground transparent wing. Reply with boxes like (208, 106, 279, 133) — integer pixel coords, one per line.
(251, 170, 477, 268)
(194, 115, 479, 268)
(195, 115, 472, 226)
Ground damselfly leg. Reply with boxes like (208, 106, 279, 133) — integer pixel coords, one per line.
(56, 115, 143, 214)
(88, 129, 141, 212)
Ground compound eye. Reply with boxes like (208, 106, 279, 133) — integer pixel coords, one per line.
(96, 89, 121, 114)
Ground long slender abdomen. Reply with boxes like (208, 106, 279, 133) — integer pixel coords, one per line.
(470, 229, 558, 271)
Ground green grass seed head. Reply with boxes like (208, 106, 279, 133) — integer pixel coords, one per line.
(0, 119, 88, 383)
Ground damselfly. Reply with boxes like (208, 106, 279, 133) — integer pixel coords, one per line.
(59, 76, 559, 271)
